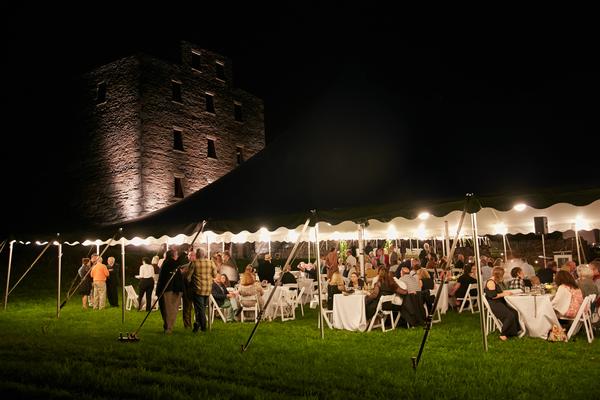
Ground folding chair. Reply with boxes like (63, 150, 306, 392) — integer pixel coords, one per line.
(294, 287, 306, 317)
(367, 295, 396, 332)
(481, 295, 502, 335)
(564, 294, 595, 343)
(458, 283, 479, 314)
(277, 287, 296, 322)
(239, 295, 259, 323)
(125, 285, 139, 311)
(208, 294, 228, 324)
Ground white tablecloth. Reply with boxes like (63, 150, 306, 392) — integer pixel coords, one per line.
(332, 293, 367, 331)
(505, 294, 559, 339)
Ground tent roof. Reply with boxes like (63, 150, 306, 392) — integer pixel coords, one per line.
(9, 63, 600, 242)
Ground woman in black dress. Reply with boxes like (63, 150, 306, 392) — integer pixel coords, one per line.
(485, 266, 520, 340)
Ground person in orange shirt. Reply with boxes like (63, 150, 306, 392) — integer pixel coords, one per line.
(90, 256, 109, 309)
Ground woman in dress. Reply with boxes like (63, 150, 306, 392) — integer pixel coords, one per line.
(485, 266, 519, 341)
(552, 270, 583, 319)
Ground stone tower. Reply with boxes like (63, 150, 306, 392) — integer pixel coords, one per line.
(72, 41, 265, 225)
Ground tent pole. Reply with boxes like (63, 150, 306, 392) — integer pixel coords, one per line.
(207, 235, 210, 260)
(268, 240, 271, 258)
(575, 228, 582, 265)
(445, 221, 450, 259)
(315, 222, 324, 340)
(8, 240, 52, 297)
(57, 238, 62, 318)
(471, 211, 488, 351)
(502, 234, 508, 263)
(541, 234, 547, 268)
(308, 236, 311, 263)
(358, 224, 365, 280)
(96, 243, 100, 255)
(121, 237, 126, 324)
(4, 241, 15, 310)
(241, 218, 310, 352)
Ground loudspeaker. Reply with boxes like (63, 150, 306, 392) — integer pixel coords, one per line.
(534, 216, 548, 235)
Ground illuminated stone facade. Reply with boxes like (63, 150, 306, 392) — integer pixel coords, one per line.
(73, 41, 265, 225)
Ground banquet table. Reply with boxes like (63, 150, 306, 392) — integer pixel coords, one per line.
(332, 293, 367, 332)
(505, 293, 559, 339)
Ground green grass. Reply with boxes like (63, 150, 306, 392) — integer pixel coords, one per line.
(1, 292, 599, 400)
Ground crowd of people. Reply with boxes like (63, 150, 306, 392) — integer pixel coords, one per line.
(76, 241, 600, 340)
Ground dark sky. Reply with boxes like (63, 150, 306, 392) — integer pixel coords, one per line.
(3, 6, 599, 234)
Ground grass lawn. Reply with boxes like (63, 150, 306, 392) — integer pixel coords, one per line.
(1, 289, 599, 400)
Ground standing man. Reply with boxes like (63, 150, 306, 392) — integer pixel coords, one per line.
(187, 248, 217, 333)
(90, 256, 109, 310)
(257, 254, 275, 284)
(106, 256, 120, 307)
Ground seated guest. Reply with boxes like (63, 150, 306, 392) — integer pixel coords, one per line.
(449, 264, 477, 307)
(398, 266, 420, 293)
(365, 267, 408, 320)
(552, 270, 583, 319)
(537, 261, 556, 284)
(326, 266, 345, 310)
(238, 265, 265, 311)
(417, 268, 434, 291)
(576, 265, 599, 301)
(508, 267, 525, 291)
(212, 274, 236, 322)
(281, 265, 297, 285)
(347, 271, 364, 290)
(417, 268, 435, 312)
(485, 266, 519, 341)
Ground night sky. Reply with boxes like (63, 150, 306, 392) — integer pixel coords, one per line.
(3, 6, 599, 235)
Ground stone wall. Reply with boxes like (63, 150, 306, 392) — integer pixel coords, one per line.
(73, 42, 265, 225)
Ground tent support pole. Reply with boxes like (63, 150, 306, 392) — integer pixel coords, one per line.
(241, 218, 311, 352)
(358, 224, 365, 281)
(502, 234, 508, 263)
(575, 228, 582, 264)
(57, 239, 62, 318)
(4, 241, 14, 310)
(8, 240, 52, 297)
(207, 235, 210, 260)
(444, 221, 450, 259)
(541, 234, 547, 268)
(413, 201, 468, 369)
(471, 212, 488, 352)
(315, 222, 324, 340)
(121, 237, 126, 324)
(308, 237, 311, 263)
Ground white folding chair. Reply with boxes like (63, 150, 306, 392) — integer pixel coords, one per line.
(428, 289, 442, 323)
(565, 294, 595, 343)
(481, 295, 502, 335)
(277, 287, 296, 322)
(294, 287, 305, 317)
(458, 283, 479, 314)
(125, 285, 139, 311)
(239, 295, 259, 322)
(208, 294, 228, 324)
(367, 295, 396, 332)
